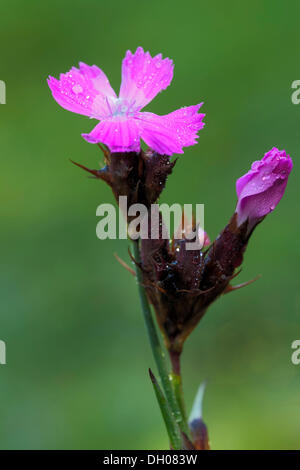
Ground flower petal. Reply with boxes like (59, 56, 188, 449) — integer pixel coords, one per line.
(78, 62, 116, 99)
(136, 104, 205, 155)
(82, 117, 140, 153)
(119, 47, 174, 110)
(47, 62, 116, 118)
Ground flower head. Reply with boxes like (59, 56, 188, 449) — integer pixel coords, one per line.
(48, 47, 205, 156)
(236, 147, 293, 229)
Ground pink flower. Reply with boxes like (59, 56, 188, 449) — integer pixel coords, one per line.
(47, 47, 205, 155)
(236, 147, 293, 228)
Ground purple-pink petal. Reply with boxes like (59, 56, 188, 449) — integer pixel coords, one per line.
(236, 147, 293, 227)
(119, 47, 174, 111)
(136, 104, 205, 156)
(47, 63, 116, 119)
(82, 117, 140, 153)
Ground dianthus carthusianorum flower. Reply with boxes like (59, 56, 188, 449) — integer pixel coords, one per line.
(48, 47, 205, 156)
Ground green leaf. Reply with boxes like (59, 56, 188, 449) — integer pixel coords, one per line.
(149, 369, 182, 450)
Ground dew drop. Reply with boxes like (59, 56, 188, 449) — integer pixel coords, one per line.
(72, 84, 83, 94)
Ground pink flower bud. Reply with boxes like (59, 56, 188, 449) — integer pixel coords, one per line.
(236, 147, 293, 228)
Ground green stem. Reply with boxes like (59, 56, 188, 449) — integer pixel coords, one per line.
(132, 240, 183, 447)
(169, 351, 190, 437)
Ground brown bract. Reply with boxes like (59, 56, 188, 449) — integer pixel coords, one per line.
(72, 149, 176, 221)
(140, 214, 254, 354)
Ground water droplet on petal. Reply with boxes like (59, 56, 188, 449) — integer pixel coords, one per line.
(72, 84, 83, 94)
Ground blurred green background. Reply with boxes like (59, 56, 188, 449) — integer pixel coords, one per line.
(1, 0, 299, 450)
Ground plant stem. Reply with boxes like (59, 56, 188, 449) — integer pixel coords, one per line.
(170, 351, 190, 437)
(132, 240, 184, 446)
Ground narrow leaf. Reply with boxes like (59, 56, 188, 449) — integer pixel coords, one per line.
(149, 369, 182, 450)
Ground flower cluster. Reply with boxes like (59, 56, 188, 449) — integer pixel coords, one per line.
(140, 147, 293, 357)
(48, 47, 293, 450)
